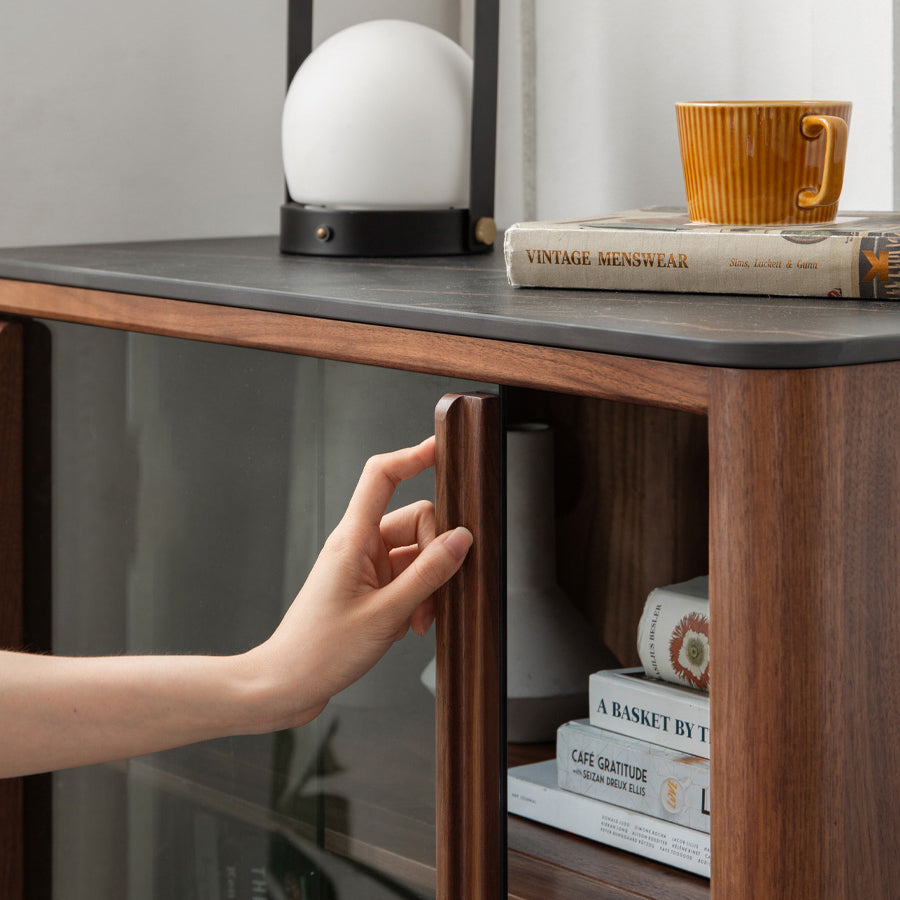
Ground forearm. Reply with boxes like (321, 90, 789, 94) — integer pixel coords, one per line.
(0, 650, 270, 777)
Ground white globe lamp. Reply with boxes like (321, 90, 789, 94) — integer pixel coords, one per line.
(279, 8, 498, 256)
(283, 20, 471, 211)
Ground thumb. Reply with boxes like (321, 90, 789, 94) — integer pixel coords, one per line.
(378, 526, 473, 623)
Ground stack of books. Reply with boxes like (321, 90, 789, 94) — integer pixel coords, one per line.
(508, 578, 712, 878)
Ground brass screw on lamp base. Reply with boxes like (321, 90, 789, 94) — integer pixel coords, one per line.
(474, 217, 497, 246)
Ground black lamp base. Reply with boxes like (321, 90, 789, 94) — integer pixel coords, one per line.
(279, 203, 495, 257)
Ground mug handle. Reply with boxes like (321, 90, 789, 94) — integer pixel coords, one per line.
(797, 114, 849, 209)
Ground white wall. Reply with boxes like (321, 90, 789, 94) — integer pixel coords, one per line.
(0, 0, 896, 245)
(0, 0, 458, 247)
(1, 1, 281, 246)
(523, 0, 895, 221)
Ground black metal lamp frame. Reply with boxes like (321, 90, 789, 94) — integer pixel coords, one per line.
(279, 1, 499, 256)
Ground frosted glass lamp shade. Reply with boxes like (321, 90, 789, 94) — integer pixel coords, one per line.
(282, 19, 473, 210)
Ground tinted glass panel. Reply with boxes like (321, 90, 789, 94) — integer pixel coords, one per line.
(43, 321, 487, 899)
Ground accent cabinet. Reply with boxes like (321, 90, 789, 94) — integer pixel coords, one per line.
(0, 237, 898, 900)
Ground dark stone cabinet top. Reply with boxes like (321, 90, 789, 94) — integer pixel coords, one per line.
(3, 235, 900, 368)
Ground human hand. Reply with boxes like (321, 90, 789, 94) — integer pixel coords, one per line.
(242, 437, 472, 731)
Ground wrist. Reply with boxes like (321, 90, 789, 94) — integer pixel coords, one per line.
(229, 641, 326, 735)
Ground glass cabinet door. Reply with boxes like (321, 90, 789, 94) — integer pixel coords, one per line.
(37, 319, 489, 900)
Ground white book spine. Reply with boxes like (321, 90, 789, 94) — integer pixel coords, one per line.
(502, 209, 900, 299)
(508, 760, 711, 878)
(504, 221, 859, 295)
(557, 720, 710, 833)
(589, 668, 710, 758)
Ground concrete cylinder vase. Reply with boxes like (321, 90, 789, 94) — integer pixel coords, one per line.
(505, 423, 605, 742)
(422, 423, 605, 740)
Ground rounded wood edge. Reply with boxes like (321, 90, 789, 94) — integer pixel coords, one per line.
(0, 279, 709, 414)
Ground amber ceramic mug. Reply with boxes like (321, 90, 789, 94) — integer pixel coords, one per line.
(675, 101, 852, 225)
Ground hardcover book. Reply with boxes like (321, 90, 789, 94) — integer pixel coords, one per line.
(636, 576, 710, 691)
(589, 667, 710, 758)
(556, 719, 710, 833)
(504, 207, 900, 299)
(508, 759, 711, 877)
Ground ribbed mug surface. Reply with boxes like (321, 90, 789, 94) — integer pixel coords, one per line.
(676, 101, 852, 225)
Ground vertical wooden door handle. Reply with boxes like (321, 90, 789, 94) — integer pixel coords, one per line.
(434, 392, 503, 900)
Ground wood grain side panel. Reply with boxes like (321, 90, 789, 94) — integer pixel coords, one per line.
(434, 393, 502, 900)
(0, 280, 709, 413)
(0, 321, 24, 899)
(708, 363, 900, 899)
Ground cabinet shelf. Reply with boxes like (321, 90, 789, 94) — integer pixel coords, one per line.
(508, 817, 709, 900)
(147, 694, 439, 895)
(506, 744, 709, 900)
(127, 759, 435, 897)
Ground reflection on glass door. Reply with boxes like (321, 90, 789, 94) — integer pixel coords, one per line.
(43, 320, 487, 899)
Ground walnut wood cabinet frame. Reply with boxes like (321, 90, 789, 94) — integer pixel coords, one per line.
(0, 243, 898, 899)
